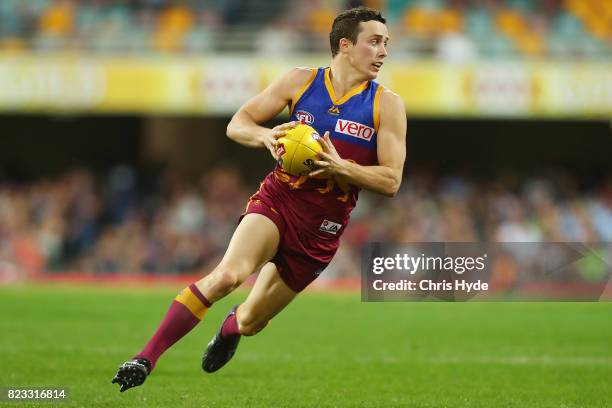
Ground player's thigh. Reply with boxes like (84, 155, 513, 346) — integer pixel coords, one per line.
(220, 213, 280, 272)
(237, 262, 297, 333)
(197, 214, 280, 297)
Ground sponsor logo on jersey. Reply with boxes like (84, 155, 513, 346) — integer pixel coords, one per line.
(327, 106, 340, 115)
(296, 110, 314, 124)
(319, 219, 342, 235)
(335, 119, 375, 141)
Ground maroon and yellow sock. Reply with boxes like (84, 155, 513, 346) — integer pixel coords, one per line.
(135, 284, 211, 370)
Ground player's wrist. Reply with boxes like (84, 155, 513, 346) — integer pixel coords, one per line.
(336, 159, 353, 177)
(254, 128, 271, 148)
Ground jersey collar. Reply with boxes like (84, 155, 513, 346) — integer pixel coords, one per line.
(324, 68, 370, 106)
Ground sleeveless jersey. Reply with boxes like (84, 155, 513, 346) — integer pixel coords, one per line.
(256, 67, 383, 240)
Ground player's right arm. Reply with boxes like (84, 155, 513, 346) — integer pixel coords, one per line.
(226, 68, 314, 159)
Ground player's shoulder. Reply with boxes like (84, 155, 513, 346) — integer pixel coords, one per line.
(272, 67, 318, 97)
(288, 66, 317, 78)
(376, 86, 406, 130)
(377, 86, 404, 111)
(283, 67, 317, 87)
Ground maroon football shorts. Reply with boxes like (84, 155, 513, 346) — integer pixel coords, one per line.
(239, 194, 339, 292)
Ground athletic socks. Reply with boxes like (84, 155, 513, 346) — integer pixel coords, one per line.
(135, 284, 212, 370)
(220, 307, 241, 338)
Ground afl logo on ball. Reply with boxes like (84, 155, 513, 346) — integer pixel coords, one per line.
(296, 110, 314, 125)
(275, 143, 286, 156)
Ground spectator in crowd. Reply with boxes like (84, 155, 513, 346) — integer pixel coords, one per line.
(0, 165, 610, 280)
(1, 0, 608, 58)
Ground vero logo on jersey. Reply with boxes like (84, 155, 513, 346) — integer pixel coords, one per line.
(335, 119, 374, 141)
(296, 110, 314, 124)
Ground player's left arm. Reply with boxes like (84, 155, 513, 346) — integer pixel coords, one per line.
(311, 90, 407, 197)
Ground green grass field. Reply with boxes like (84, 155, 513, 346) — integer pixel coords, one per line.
(1, 285, 611, 407)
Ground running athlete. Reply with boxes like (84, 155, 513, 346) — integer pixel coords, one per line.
(112, 6, 406, 392)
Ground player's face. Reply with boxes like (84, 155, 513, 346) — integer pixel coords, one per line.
(348, 21, 389, 80)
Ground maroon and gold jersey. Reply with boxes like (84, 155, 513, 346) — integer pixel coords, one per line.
(242, 67, 383, 291)
(270, 67, 382, 234)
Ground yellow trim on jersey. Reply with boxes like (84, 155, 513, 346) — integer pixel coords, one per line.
(175, 287, 208, 320)
(290, 69, 317, 115)
(324, 68, 369, 105)
(373, 85, 384, 132)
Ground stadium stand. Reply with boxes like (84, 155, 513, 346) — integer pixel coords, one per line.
(0, 167, 610, 277)
(0, 0, 609, 58)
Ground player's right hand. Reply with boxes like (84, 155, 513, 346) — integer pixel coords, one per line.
(263, 121, 298, 160)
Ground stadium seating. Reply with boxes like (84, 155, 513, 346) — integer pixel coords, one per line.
(0, 167, 609, 276)
(0, 0, 609, 58)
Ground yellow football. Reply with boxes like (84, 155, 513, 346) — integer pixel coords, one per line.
(275, 124, 323, 176)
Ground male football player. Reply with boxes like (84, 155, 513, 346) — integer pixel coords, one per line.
(113, 6, 406, 392)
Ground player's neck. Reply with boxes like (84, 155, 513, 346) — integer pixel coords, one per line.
(328, 61, 368, 99)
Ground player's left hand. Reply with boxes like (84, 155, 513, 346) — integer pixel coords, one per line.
(309, 131, 347, 177)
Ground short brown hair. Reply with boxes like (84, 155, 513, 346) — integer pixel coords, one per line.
(329, 7, 386, 57)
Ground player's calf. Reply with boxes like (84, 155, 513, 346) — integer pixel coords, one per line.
(112, 284, 212, 392)
(201, 304, 271, 373)
(236, 306, 269, 336)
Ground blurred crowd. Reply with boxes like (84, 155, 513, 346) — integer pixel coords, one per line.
(0, 0, 609, 60)
(0, 165, 610, 279)
(0, 166, 248, 277)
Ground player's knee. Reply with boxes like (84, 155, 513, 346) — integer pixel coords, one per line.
(236, 308, 269, 336)
(210, 265, 243, 294)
